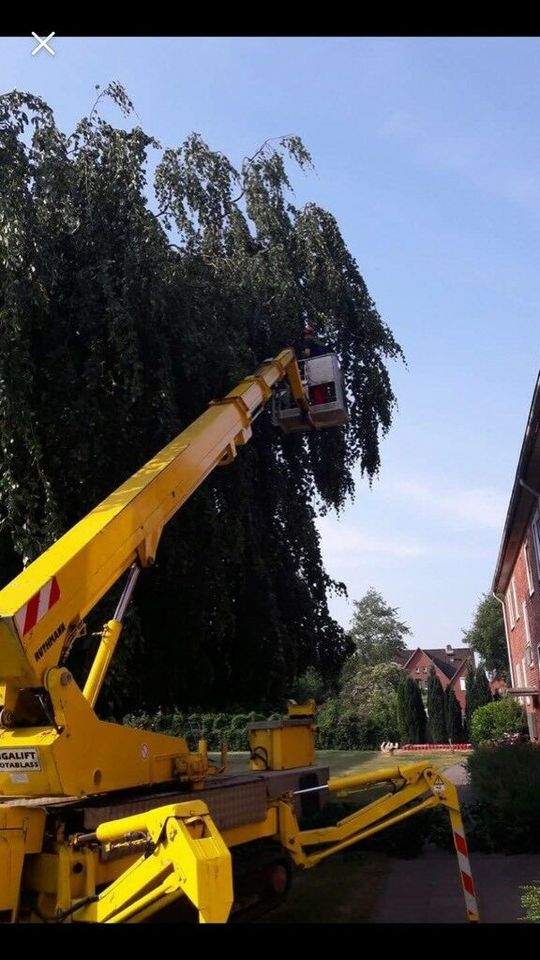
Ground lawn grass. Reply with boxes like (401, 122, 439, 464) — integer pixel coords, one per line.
(216, 749, 465, 778)
(318, 749, 464, 777)
(258, 849, 389, 923)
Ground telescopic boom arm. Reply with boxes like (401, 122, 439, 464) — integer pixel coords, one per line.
(0, 349, 307, 699)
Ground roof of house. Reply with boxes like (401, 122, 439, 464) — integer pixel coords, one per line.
(397, 646, 473, 681)
(393, 650, 412, 666)
(493, 371, 540, 596)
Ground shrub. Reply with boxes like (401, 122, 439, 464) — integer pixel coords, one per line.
(470, 699, 527, 746)
(292, 666, 325, 703)
(122, 709, 170, 732)
(122, 702, 384, 753)
(467, 743, 540, 852)
(364, 810, 432, 858)
(316, 700, 376, 749)
(427, 800, 494, 854)
(168, 711, 186, 737)
(123, 710, 248, 750)
(211, 713, 229, 731)
(298, 799, 428, 857)
(522, 884, 540, 922)
(199, 713, 216, 735)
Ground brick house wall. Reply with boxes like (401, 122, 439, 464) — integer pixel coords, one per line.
(400, 648, 472, 713)
(503, 523, 540, 739)
(492, 370, 540, 740)
(447, 660, 469, 712)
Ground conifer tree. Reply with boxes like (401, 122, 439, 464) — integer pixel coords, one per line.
(427, 666, 447, 743)
(397, 676, 427, 744)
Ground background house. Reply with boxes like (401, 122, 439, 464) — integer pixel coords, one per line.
(493, 372, 540, 740)
(394, 645, 473, 713)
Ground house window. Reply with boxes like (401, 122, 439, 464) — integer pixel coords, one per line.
(415, 667, 420, 673)
(533, 511, 540, 579)
(423, 667, 428, 673)
(506, 581, 516, 628)
(459, 677, 466, 691)
(525, 542, 535, 595)
(506, 596, 515, 629)
(512, 577, 519, 620)
(522, 601, 533, 667)
(515, 661, 525, 702)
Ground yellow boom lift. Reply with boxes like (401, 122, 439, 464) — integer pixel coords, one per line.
(0, 348, 478, 923)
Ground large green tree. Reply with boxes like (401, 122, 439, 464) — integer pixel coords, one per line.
(0, 85, 403, 715)
(462, 593, 509, 680)
(339, 661, 403, 742)
(347, 588, 411, 666)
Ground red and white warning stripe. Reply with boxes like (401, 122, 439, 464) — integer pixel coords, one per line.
(14, 576, 60, 638)
(453, 826, 479, 919)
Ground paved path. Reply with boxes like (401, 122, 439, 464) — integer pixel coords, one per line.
(373, 760, 540, 923)
(372, 847, 540, 923)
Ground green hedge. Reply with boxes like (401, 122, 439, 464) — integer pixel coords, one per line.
(466, 743, 540, 852)
(315, 700, 378, 749)
(123, 704, 380, 751)
(522, 884, 540, 922)
(123, 710, 265, 751)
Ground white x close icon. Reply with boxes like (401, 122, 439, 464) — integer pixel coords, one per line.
(31, 32, 55, 56)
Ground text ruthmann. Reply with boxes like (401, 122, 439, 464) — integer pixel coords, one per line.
(34, 622, 65, 662)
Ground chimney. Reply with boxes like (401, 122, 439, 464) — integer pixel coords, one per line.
(446, 644, 454, 659)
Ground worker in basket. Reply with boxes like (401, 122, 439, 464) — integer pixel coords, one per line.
(300, 325, 329, 405)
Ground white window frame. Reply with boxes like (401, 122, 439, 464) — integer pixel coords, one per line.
(459, 676, 466, 691)
(512, 577, 519, 621)
(516, 660, 525, 702)
(525, 541, 535, 595)
(501, 602, 514, 685)
(522, 601, 533, 668)
(506, 596, 515, 629)
(532, 511, 540, 579)
(506, 580, 516, 628)
(522, 656, 531, 705)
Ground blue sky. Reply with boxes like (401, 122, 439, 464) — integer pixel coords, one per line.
(3, 36, 540, 649)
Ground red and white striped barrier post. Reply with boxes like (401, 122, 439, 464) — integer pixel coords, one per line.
(428, 770, 479, 922)
(450, 817, 479, 922)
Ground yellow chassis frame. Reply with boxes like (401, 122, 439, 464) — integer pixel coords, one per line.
(1, 761, 479, 923)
